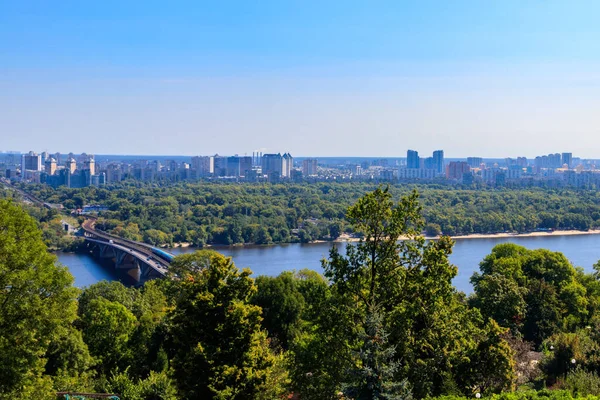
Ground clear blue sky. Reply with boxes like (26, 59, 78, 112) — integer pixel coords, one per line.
(1, 1, 599, 157)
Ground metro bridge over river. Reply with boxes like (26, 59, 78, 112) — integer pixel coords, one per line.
(1, 181, 175, 285)
(81, 217, 173, 284)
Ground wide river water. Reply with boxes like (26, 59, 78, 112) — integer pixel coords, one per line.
(57, 234, 600, 293)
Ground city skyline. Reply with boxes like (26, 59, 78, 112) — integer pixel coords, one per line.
(0, 149, 595, 161)
(2, 1, 600, 156)
(8, 147, 600, 190)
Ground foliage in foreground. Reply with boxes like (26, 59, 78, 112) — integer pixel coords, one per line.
(0, 200, 81, 399)
(8, 187, 600, 399)
(433, 389, 600, 400)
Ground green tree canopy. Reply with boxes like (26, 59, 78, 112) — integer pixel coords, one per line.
(322, 188, 512, 398)
(471, 244, 590, 346)
(166, 250, 278, 399)
(0, 200, 81, 398)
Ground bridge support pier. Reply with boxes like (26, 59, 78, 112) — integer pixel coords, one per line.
(83, 238, 165, 285)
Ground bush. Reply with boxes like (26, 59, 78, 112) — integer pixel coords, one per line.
(101, 370, 177, 400)
(564, 368, 600, 397)
(432, 389, 600, 400)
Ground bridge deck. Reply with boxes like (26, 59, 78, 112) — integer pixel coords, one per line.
(82, 218, 172, 273)
(85, 238, 168, 276)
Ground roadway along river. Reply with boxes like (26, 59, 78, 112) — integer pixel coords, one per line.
(57, 233, 600, 293)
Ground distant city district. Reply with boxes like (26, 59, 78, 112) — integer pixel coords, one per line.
(2, 149, 599, 189)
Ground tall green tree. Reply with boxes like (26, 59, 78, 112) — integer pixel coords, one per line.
(252, 272, 305, 349)
(0, 200, 81, 398)
(471, 244, 590, 346)
(343, 305, 412, 400)
(323, 188, 490, 398)
(455, 319, 516, 394)
(166, 250, 278, 399)
(80, 297, 138, 376)
(325, 187, 423, 310)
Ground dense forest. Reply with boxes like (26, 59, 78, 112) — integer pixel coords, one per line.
(5, 188, 600, 399)
(15, 181, 600, 247)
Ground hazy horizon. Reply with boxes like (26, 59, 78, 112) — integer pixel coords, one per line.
(2, 1, 600, 157)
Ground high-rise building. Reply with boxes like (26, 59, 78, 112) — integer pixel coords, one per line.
(302, 159, 318, 176)
(282, 153, 293, 178)
(467, 157, 483, 168)
(90, 173, 106, 186)
(432, 150, 444, 174)
(239, 156, 253, 177)
(106, 164, 123, 183)
(446, 161, 471, 180)
(562, 153, 573, 168)
(261, 153, 283, 177)
(66, 158, 77, 173)
(551, 153, 562, 168)
(535, 153, 563, 169)
(83, 158, 95, 176)
(407, 150, 420, 169)
(226, 156, 240, 176)
(149, 160, 161, 173)
(213, 156, 227, 176)
(21, 151, 42, 172)
(165, 160, 178, 171)
(423, 157, 435, 169)
(191, 156, 214, 177)
(44, 158, 57, 175)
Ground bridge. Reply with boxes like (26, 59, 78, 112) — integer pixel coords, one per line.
(81, 217, 171, 284)
(1, 181, 174, 284)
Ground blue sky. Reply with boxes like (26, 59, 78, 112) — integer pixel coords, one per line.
(1, 1, 600, 157)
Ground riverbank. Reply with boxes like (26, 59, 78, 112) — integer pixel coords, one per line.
(449, 229, 600, 240)
(164, 229, 600, 250)
(335, 230, 600, 243)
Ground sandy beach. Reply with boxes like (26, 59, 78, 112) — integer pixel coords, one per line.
(335, 230, 600, 243)
(448, 230, 600, 240)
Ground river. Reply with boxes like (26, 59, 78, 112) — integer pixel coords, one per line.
(57, 234, 600, 293)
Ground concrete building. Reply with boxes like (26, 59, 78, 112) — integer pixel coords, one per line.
(90, 173, 106, 186)
(191, 156, 213, 177)
(302, 158, 318, 176)
(407, 150, 420, 169)
(423, 157, 435, 170)
(83, 158, 96, 176)
(433, 150, 444, 175)
(261, 153, 283, 177)
(44, 158, 57, 175)
(398, 168, 436, 180)
(239, 156, 253, 177)
(562, 152, 573, 168)
(282, 153, 293, 178)
(467, 157, 483, 168)
(213, 156, 228, 177)
(21, 151, 42, 173)
(535, 153, 562, 169)
(66, 158, 77, 173)
(106, 164, 123, 183)
(446, 161, 471, 181)
(226, 156, 240, 177)
(506, 165, 523, 180)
